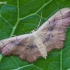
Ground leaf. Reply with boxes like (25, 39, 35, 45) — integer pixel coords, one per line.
(0, 54, 2, 62)
(0, 0, 70, 70)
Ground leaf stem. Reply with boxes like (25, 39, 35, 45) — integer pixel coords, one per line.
(9, 0, 20, 68)
(10, 0, 19, 37)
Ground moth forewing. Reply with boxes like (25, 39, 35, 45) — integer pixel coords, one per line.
(0, 34, 32, 50)
(0, 8, 70, 62)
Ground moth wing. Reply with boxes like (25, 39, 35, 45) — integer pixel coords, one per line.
(0, 34, 41, 62)
(0, 8, 70, 62)
(37, 8, 70, 51)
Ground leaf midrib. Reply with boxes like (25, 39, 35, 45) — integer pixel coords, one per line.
(10, 0, 19, 37)
(8, 0, 53, 70)
(1, 0, 64, 70)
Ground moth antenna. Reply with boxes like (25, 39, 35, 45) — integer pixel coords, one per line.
(30, 12, 43, 33)
(1, 8, 70, 62)
(37, 12, 42, 29)
(12, 35, 16, 37)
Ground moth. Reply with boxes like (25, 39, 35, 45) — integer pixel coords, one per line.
(0, 8, 70, 62)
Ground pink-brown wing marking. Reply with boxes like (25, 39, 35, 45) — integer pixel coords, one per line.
(0, 35, 41, 62)
(0, 8, 70, 62)
(38, 8, 70, 52)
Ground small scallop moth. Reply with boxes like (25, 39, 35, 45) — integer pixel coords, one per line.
(0, 8, 70, 62)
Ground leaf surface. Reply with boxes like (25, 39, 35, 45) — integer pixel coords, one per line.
(0, 0, 70, 70)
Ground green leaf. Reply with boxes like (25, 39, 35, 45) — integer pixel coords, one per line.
(0, 0, 70, 70)
(0, 54, 2, 62)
